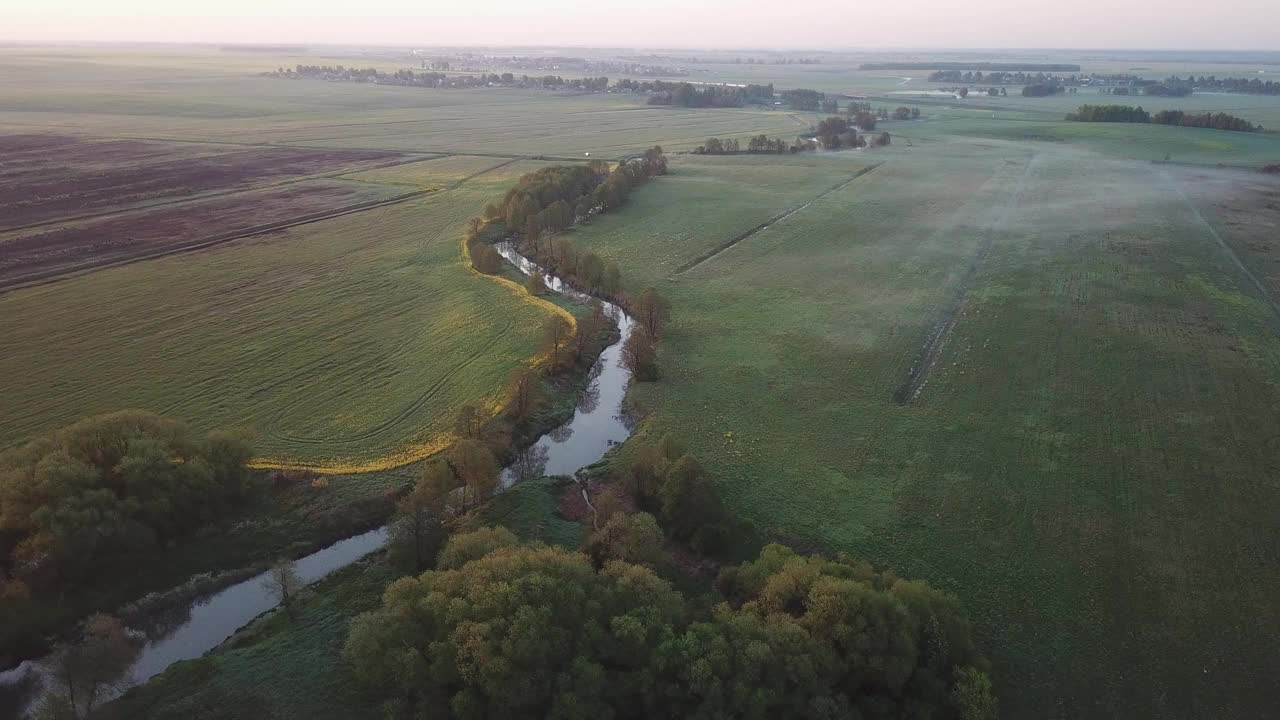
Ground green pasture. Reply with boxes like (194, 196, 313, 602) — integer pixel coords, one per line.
(566, 146, 1280, 718)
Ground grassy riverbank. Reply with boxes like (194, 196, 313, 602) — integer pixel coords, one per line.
(104, 477, 586, 720)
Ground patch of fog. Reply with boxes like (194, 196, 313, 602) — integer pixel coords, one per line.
(886, 90, 961, 99)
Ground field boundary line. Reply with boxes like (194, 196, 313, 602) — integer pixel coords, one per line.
(672, 162, 884, 276)
(1159, 169, 1280, 323)
(0, 189, 434, 295)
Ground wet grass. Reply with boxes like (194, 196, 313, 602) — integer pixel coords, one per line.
(566, 146, 1280, 718)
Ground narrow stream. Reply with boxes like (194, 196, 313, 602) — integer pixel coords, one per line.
(0, 244, 635, 715)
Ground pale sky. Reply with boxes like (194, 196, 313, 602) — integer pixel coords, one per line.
(2, 0, 1277, 50)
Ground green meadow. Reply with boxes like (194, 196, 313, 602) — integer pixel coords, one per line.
(565, 141, 1280, 717)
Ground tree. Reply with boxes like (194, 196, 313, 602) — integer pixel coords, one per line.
(572, 300, 608, 361)
(634, 287, 672, 338)
(622, 327, 659, 381)
(958, 86, 969, 98)
(583, 512, 665, 568)
(601, 262, 622, 297)
(0, 411, 253, 593)
(346, 537, 682, 720)
(525, 216, 544, 253)
(469, 240, 503, 274)
(575, 252, 605, 290)
(450, 439, 499, 511)
(875, 131, 892, 147)
(40, 613, 139, 719)
(658, 456, 726, 550)
(263, 559, 302, 619)
(506, 367, 544, 422)
(454, 404, 486, 441)
(894, 106, 911, 120)
(542, 315, 573, 367)
(525, 269, 546, 295)
(387, 464, 453, 572)
(435, 525, 517, 569)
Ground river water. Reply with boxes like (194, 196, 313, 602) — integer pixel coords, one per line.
(0, 245, 635, 714)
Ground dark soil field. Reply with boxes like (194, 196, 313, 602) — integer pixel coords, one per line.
(0, 134, 405, 230)
(0, 180, 414, 289)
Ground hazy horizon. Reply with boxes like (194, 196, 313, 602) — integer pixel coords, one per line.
(5, 0, 1279, 52)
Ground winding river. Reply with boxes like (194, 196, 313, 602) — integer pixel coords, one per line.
(0, 245, 635, 714)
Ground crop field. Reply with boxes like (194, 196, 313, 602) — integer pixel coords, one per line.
(0, 178, 414, 290)
(566, 142, 1280, 718)
(0, 157, 572, 471)
(0, 134, 405, 230)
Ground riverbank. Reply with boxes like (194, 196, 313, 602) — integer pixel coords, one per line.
(95, 248, 636, 719)
(0, 283, 610, 681)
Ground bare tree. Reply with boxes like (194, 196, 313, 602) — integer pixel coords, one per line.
(40, 614, 139, 719)
(262, 559, 302, 619)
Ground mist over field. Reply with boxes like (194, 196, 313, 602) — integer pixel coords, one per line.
(1, 16, 1279, 720)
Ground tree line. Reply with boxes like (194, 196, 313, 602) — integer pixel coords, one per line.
(867, 61, 1079, 71)
(1160, 75, 1280, 96)
(691, 135, 794, 154)
(637, 82, 774, 108)
(274, 65, 611, 91)
(1021, 83, 1065, 97)
(1066, 104, 1261, 132)
(0, 411, 254, 667)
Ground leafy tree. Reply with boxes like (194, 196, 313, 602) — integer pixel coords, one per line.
(658, 456, 727, 552)
(435, 526, 517, 569)
(0, 411, 252, 591)
(449, 440, 499, 511)
(388, 465, 453, 572)
(346, 537, 682, 719)
(583, 512, 665, 568)
(894, 106, 911, 120)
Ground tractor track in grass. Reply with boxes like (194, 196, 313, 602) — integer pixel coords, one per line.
(672, 162, 884, 276)
(1160, 169, 1280, 324)
(893, 152, 1039, 405)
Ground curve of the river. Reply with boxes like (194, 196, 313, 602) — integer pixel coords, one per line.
(0, 245, 635, 715)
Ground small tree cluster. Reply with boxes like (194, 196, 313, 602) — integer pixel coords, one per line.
(624, 437, 729, 554)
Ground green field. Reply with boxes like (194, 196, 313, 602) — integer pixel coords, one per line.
(564, 143, 1280, 717)
(4, 46, 1280, 719)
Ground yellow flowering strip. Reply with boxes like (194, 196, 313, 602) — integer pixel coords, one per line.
(249, 233, 578, 475)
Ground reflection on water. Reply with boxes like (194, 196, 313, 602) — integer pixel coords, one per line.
(494, 242, 636, 485)
(508, 444, 551, 484)
(0, 527, 388, 715)
(1, 243, 637, 715)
